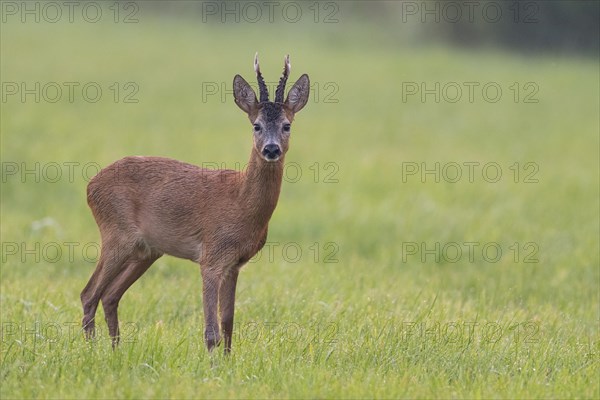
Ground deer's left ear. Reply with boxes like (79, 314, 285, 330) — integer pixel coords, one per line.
(284, 74, 310, 115)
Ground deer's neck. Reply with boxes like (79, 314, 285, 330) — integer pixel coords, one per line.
(239, 149, 284, 226)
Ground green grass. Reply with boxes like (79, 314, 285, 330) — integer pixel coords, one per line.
(1, 12, 599, 399)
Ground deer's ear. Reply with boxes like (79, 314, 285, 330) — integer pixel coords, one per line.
(284, 74, 310, 115)
(233, 75, 259, 118)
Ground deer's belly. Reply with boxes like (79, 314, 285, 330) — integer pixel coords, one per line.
(142, 233, 203, 262)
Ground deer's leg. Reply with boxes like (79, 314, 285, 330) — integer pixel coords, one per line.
(81, 239, 134, 339)
(201, 266, 222, 352)
(219, 268, 240, 354)
(80, 258, 104, 338)
(101, 254, 160, 347)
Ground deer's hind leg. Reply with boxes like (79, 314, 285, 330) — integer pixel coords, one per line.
(81, 236, 138, 339)
(80, 258, 104, 338)
(101, 250, 161, 347)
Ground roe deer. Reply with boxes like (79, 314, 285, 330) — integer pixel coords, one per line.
(80, 54, 310, 353)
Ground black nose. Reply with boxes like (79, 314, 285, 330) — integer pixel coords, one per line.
(262, 144, 281, 160)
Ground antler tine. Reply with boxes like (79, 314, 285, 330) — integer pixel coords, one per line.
(253, 52, 259, 73)
(275, 54, 291, 103)
(254, 52, 269, 103)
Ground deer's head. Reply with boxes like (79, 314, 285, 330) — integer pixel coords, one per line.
(233, 54, 310, 162)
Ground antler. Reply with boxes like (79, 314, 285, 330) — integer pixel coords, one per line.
(254, 52, 269, 103)
(275, 54, 290, 103)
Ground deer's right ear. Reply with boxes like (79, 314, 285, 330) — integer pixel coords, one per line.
(233, 75, 259, 119)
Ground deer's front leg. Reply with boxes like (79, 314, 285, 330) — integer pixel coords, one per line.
(219, 268, 240, 354)
(201, 267, 221, 351)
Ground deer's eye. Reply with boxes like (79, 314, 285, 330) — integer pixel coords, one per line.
(283, 124, 291, 133)
(253, 124, 261, 132)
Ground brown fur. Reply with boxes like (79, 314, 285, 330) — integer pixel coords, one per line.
(80, 56, 310, 354)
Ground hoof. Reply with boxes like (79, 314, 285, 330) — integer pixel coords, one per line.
(205, 330, 221, 352)
(82, 317, 96, 339)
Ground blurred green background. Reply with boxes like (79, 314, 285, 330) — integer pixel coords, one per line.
(1, 1, 598, 398)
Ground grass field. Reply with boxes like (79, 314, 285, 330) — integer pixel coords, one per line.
(1, 8, 599, 399)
